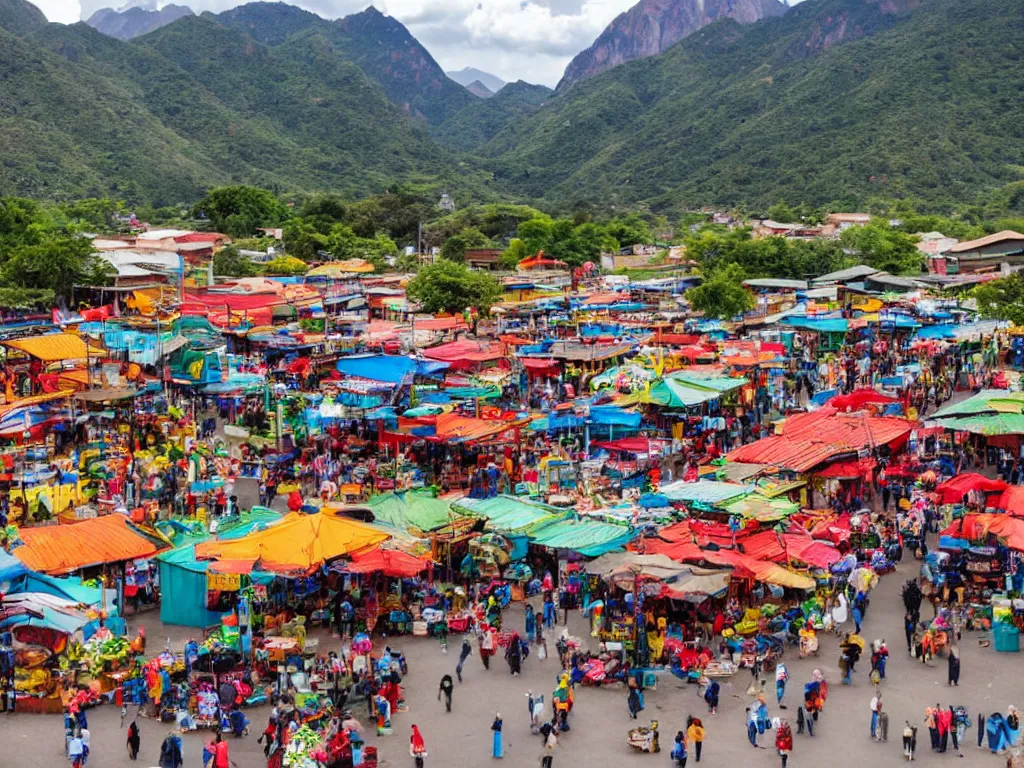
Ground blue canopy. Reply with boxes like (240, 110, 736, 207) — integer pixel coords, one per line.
(782, 317, 849, 333)
(0, 549, 26, 584)
(590, 406, 642, 428)
(336, 355, 449, 384)
(915, 325, 956, 340)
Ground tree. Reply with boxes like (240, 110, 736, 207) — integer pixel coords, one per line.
(406, 260, 502, 315)
(213, 245, 260, 277)
(263, 256, 309, 276)
(500, 238, 530, 269)
(517, 217, 554, 256)
(766, 200, 799, 223)
(685, 264, 754, 320)
(283, 218, 328, 262)
(974, 273, 1024, 326)
(439, 228, 491, 263)
(193, 186, 287, 237)
(325, 225, 398, 271)
(839, 222, 922, 275)
(605, 214, 652, 248)
(1, 236, 111, 301)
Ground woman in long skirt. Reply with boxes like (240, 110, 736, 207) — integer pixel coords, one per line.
(492, 713, 503, 758)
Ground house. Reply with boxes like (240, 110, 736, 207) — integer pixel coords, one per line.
(824, 213, 872, 231)
(810, 265, 879, 285)
(946, 230, 1024, 274)
(257, 228, 284, 240)
(753, 220, 823, 239)
(464, 248, 503, 270)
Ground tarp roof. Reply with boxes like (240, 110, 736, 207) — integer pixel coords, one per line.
(14, 515, 159, 574)
(344, 548, 429, 577)
(3, 333, 89, 361)
(934, 473, 1008, 504)
(659, 480, 749, 505)
(828, 388, 898, 411)
(526, 517, 636, 556)
(336, 355, 449, 384)
(618, 378, 721, 408)
(727, 436, 845, 472)
(195, 511, 390, 574)
(0, 548, 28, 583)
(453, 495, 562, 532)
(667, 373, 748, 393)
(365, 490, 463, 532)
(931, 389, 1017, 419)
(935, 413, 1024, 436)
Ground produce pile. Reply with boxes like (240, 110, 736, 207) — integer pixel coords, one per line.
(283, 724, 325, 768)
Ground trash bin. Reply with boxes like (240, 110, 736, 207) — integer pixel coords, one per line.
(994, 623, 1020, 652)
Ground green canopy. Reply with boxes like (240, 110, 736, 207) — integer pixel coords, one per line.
(368, 490, 464, 532)
(931, 389, 1024, 419)
(667, 372, 748, 393)
(453, 495, 562, 533)
(619, 378, 721, 408)
(724, 495, 799, 522)
(525, 517, 636, 556)
(936, 413, 1024, 436)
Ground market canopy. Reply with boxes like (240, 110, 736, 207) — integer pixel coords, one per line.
(526, 516, 636, 556)
(336, 355, 449, 384)
(588, 552, 731, 597)
(365, 490, 464, 532)
(934, 413, 1024, 436)
(343, 548, 430, 577)
(723, 495, 799, 522)
(931, 390, 1023, 419)
(934, 473, 1008, 504)
(940, 513, 1024, 551)
(659, 480, 749, 506)
(618, 378, 721, 408)
(828, 389, 898, 411)
(195, 511, 390, 574)
(454, 495, 562, 533)
(13, 515, 159, 574)
(3, 333, 89, 362)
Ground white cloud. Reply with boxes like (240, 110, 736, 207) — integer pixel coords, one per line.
(34, 0, 82, 23)
(50, 0, 806, 86)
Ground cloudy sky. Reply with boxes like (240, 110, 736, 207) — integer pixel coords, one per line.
(35, 0, 797, 86)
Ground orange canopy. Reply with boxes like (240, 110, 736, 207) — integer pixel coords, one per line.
(14, 515, 159, 574)
(195, 511, 390, 574)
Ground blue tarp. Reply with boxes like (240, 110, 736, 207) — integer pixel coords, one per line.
(0, 549, 27, 583)
(915, 326, 956, 340)
(782, 317, 849, 333)
(590, 406, 643, 428)
(336, 355, 449, 384)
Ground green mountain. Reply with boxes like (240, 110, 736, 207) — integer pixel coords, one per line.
(0, 0, 45, 35)
(435, 81, 554, 153)
(215, 3, 475, 125)
(0, 5, 490, 205)
(477, 0, 1024, 210)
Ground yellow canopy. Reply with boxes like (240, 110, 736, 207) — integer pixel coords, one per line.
(195, 511, 390, 573)
(4, 333, 89, 362)
(306, 259, 376, 277)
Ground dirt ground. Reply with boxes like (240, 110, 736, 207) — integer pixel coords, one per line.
(7, 540, 1023, 768)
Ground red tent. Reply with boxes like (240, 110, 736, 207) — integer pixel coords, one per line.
(345, 549, 430, 577)
(993, 486, 1024, 516)
(934, 473, 1007, 505)
(829, 388, 898, 411)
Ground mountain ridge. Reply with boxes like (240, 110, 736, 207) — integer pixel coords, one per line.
(558, 0, 786, 89)
(85, 3, 193, 40)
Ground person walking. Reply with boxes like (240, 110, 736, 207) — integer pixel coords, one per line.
(158, 731, 183, 768)
(126, 720, 140, 761)
(410, 725, 427, 768)
(870, 692, 882, 739)
(925, 705, 939, 750)
(948, 645, 961, 686)
(671, 730, 688, 767)
(491, 713, 503, 759)
(904, 612, 916, 654)
(438, 675, 453, 713)
(686, 716, 705, 762)
(776, 720, 793, 767)
(703, 678, 719, 715)
(540, 722, 557, 768)
(775, 663, 788, 709)
(480, 630, 495, 671)
(627, 680, 643, 719)
(456, 636, 472, 682)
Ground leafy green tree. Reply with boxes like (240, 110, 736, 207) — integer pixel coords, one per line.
(283, 218, 329, 262)
(974, 273, 1024, 326)
(406, 260, 502, 315)
(213, 245, 260, 277)
(57, 198, 125, 232)
(193, 186, 287, 237)
(500, 238, 530, 269)
(685, 264, 754, 320)
(517, 217, 554, 256)
(766, 200, 799, 222)
(605, 214, 652, 248)
(263, 256, 309, 276)
(439, 228, 491, 263)
(326, 225, 398, 271)
(2, 236, 111, 301)
(839, 222, 923, 275)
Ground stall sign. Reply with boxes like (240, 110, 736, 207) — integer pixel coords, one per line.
(207, 572, 242, 591)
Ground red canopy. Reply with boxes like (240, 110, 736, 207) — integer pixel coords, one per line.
(829, 388, 898, 411)
(345, 549, 430, 577)
(814, 457, 876, 480)
(595, 437, 671, 455)
(993, 486, 1024, 516)
(934, 473, 1008, 504)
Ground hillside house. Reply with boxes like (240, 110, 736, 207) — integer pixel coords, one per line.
(944, 231, 1024, 274)
(464, 248, 503, 270)
(824, 213, 872, 231)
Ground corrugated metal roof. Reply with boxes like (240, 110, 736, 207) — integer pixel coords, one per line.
(727, 436, 841, 472)
(949, 230, 1024, 254)
(15, 515, 159, 574)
